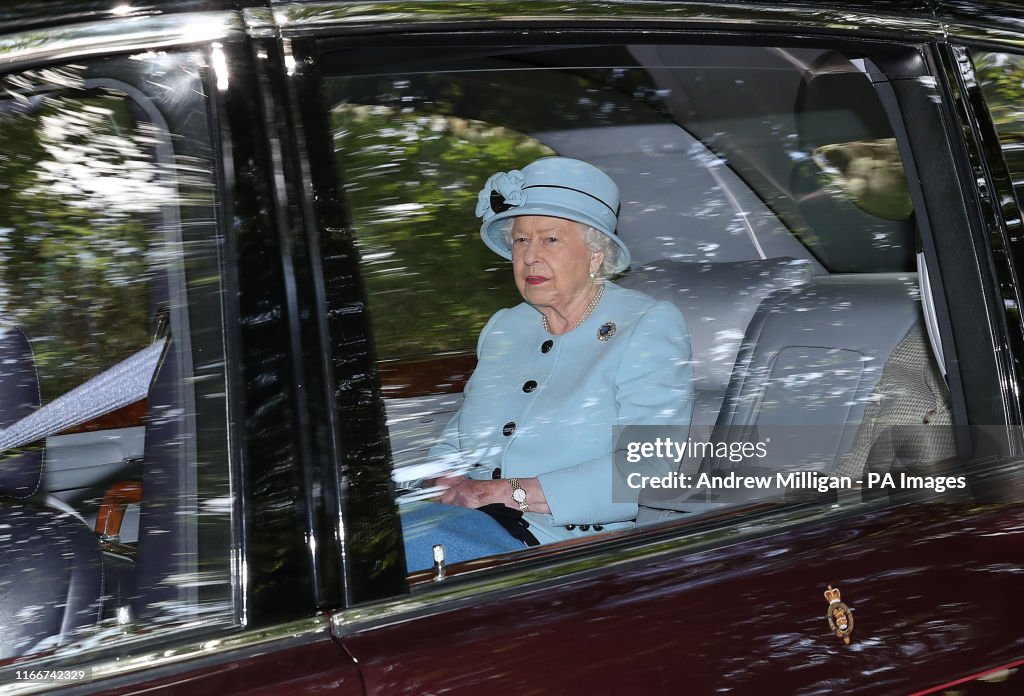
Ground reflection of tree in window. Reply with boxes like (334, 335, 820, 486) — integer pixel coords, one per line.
(0, 90, 165, 401)
(974, 52, 1024, 206)
(333, 104, 552, 357)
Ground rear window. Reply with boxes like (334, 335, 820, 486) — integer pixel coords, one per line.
(321, 40, 958, 580)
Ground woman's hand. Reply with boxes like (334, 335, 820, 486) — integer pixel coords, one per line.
(439, 476, 550, 514)
(439, 478, 502, 508)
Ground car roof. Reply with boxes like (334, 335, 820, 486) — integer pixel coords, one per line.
(0, 0, 952, 34)
(1, 1, 1022, 65)
(0, 1, 263, 34)
(2, 1, 1022, 34)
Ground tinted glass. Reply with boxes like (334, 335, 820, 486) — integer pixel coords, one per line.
(0, 52, 233, 670)
(324, 42, 959, 577)
(328, 45, 915, 278)
(333, 106, 540, 357)
(0, 90, 156, 403)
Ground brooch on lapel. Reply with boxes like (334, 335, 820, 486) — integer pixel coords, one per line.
(824, 585, 854, 644)
(597, 322, 616, 341)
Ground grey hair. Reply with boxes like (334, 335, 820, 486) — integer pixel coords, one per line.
(501, 218, 623, 278)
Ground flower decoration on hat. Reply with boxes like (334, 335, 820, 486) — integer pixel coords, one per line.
(476, 170, 526, 221)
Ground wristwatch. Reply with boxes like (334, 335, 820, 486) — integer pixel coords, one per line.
(508, 478, 529, 512)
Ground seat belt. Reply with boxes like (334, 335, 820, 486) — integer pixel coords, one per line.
(917, 250, 946, 379)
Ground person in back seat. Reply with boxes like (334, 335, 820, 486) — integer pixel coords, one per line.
(401, 157, 693, 571)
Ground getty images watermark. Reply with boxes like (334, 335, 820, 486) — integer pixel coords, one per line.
(611, 426, 969, 503)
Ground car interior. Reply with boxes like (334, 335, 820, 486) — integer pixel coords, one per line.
(323, 41, 953, 542)
(0, 269, 203, 658)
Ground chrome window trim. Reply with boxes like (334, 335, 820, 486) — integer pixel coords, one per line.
(270, 0, 942, 38)
(3, 617, 331, 696)
(0, 11, 244, 71)
(329, 499, 872, 638)
(244, 7, 280, 39)
(945, 23, 1024, 49)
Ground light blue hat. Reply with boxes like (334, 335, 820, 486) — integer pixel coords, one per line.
(475, 157, 631, 273)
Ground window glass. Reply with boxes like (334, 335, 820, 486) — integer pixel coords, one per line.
(0, 53, 232, 669)
(333, 104, 544, 357)
(0, 90, 158, 402)
(328, 46, 916, 279)
(325, 42, 958, 577)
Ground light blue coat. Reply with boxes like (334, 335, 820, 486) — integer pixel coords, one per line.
(429, 282, 693, 544)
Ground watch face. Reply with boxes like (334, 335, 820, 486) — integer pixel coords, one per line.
(512, 488, 527, 503)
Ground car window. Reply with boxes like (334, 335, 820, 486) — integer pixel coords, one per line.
(322, 40, 964, 581)
(0, 52, 233, 673)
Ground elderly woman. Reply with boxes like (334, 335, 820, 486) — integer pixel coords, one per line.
(401, 156, 693, 571)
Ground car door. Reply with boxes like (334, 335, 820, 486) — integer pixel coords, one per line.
(0, 5, 364, 694)
(286, 2, 1024, 694)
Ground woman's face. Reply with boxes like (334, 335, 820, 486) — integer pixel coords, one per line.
(510, 215, 604, 311)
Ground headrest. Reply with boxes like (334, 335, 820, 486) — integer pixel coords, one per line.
(620, 258, 813, 391)
(0, 326, 43, 498)
(796, 52, 893, 149)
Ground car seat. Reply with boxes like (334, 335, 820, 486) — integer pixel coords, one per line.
(0, 326, 103, 658)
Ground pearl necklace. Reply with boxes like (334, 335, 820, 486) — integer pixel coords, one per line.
(542, 282, 605, 333)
